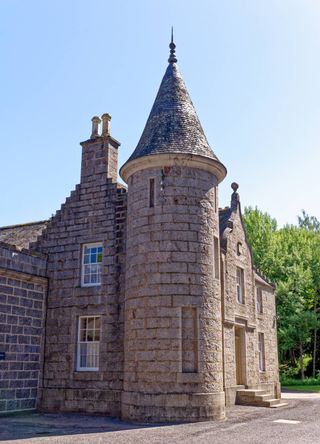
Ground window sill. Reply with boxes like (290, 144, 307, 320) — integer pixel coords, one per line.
(76, 286, 103, 295)
(81, 284, 102, 288)
(73, 371, 101, 381)
(76, 368, 99, 372)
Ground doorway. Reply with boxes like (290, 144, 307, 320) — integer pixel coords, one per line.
(235, 327, 246, 385)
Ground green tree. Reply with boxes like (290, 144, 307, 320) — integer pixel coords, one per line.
(243, 207, 320, 379)
(297, 211, 320, 376)
(273, 226, 316, 378)
(298, 210, 320, 233)
(242, 206, 277, 276)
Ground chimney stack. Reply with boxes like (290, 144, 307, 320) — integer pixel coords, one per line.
(80, 114, 120, 184)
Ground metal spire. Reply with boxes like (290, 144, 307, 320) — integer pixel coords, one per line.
(168, 27, 177, 64)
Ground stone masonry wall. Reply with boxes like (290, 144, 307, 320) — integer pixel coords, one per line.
(80, 136, 119, 184)
(122, 164, 225, 422)
(222, 205, 258, 389)
(32, 135, 126, 415)
(0, 243, 47, 413)
(221, 201, 279, 401)
(255, 277, 280, 397)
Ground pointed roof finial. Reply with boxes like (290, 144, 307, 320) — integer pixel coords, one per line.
(231, 182, 240, 210)
(168, 27, 177, 64)
(231, 182, 239, 192)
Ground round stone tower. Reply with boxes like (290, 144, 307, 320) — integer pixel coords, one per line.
(120, 36, 227, 422)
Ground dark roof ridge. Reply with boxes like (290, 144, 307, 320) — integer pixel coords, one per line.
(0, 220, 48, 230)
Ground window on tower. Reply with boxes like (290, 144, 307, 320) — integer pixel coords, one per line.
(149, 178, 155, 208)
(181, 307, 199, 373)
(214, 236, 219, 279)
(214, 187, 218, 213)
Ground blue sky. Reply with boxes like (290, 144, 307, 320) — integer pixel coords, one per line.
(0, 0, 319, 227)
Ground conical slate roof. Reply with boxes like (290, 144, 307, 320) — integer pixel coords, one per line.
(127, 42, 219, 163)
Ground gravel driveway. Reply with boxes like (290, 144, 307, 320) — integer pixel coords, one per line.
(0, 392, 319, 444)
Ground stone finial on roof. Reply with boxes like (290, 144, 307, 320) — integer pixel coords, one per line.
(231, 182, 239, 192)
(231, 182, 240, 211)
(168, 27, 177, 64)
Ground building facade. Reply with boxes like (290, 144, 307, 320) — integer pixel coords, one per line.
(0, 39, 280, 421)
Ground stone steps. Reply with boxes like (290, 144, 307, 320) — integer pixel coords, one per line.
(236, 389, 288, 408)
(270, 402, 290, 408)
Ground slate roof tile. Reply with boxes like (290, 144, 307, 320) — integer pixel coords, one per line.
(0, 221, 48, 250)
(127, 61, 220, 163)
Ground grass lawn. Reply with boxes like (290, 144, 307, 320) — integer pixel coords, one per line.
(282, 385, 320, 392)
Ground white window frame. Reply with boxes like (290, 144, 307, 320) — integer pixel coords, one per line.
(258, 332, 266, 371)
(256, 287, 263, 314)
(81, 242, 103, 287)
(77, 316, 100, 371)
(236, 267, 245, 304)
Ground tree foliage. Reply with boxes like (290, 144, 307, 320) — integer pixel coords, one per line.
(298, 210, 320, 233)
(243, 208, 320, 379)
(243, 206, 277, 276)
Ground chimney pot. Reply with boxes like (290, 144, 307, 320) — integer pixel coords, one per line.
(101, 113, 112, 137)
(91, 116, 101, 139)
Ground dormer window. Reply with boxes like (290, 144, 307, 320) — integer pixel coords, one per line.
(81, 243, 103, 287)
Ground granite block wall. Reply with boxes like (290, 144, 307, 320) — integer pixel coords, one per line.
(0, 243, 47, 413)
(32, 133, 126, 415)
(255, 277, 280, 397)
(122, 164, 225, 422)
(220, 195, 279, 404)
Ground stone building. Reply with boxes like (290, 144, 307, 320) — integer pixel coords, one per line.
(0, 38, 282, 421)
